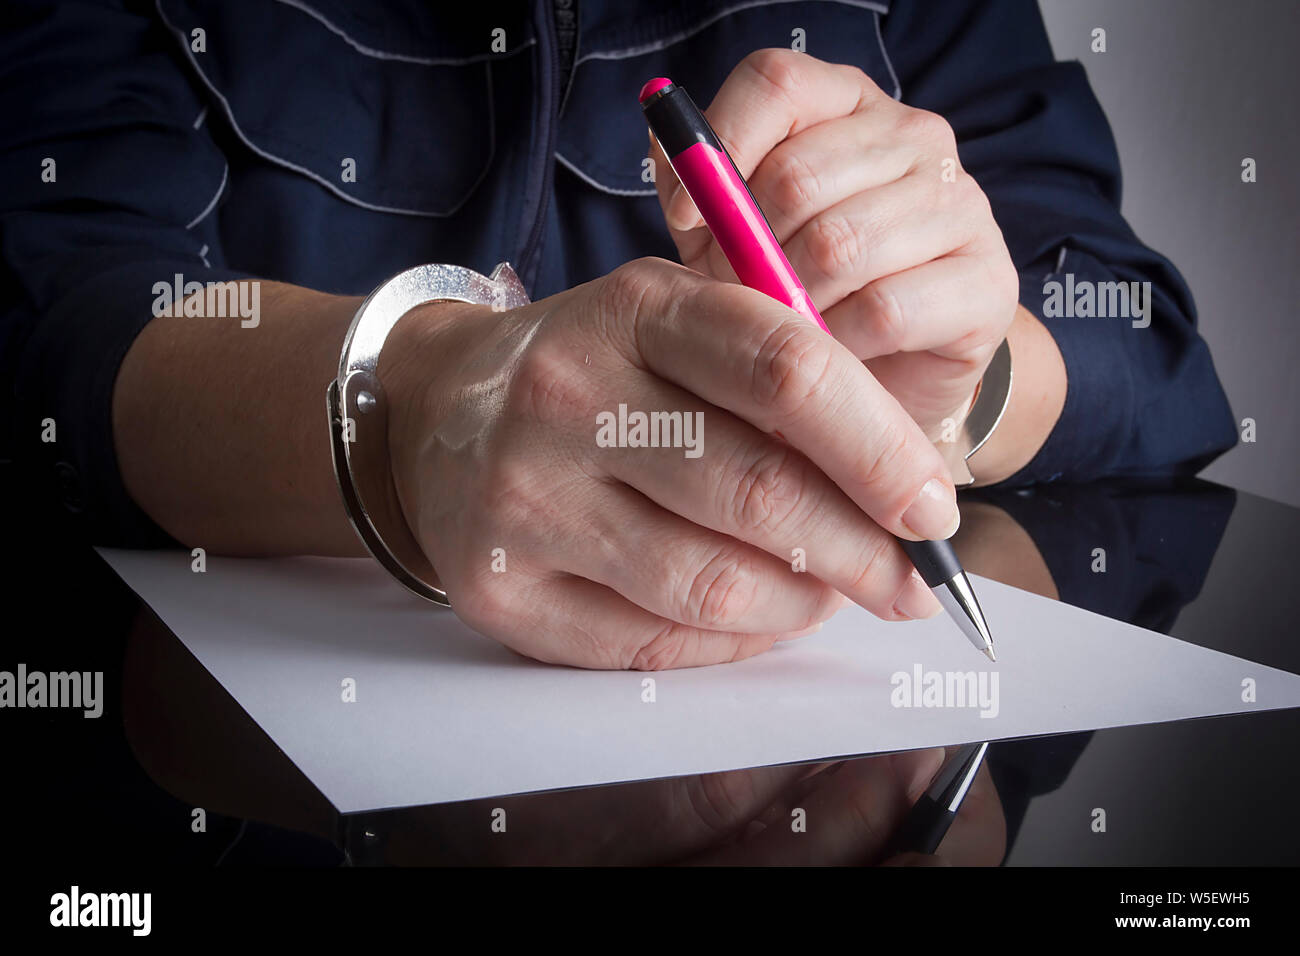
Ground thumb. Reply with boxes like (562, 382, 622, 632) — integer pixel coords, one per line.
(646, 129, 709, 240)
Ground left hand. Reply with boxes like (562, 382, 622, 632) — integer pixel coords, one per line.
(382, 747, 1008, 865)
(649, 49, 1020, 442)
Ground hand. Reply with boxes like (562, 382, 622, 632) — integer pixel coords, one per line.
(382, 747, 1007, 865)
(378, 258, 964, 669)
(649, 49, 1021, 442)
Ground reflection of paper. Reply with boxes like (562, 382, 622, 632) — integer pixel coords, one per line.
(98, 548, 1300, 814)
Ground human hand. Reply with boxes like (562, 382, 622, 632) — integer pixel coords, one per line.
(382, 746, 1006, 865)
(649, 50, 1020, 443)
(378, 257, 961, 668)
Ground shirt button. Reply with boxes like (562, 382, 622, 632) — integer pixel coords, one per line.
(54, 461, 84, 513)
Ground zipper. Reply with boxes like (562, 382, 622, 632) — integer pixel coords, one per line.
(517, 0, 579, 290)
(516, 1, 562, 290)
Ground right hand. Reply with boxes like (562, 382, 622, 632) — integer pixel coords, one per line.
(379, 257, 961, 669)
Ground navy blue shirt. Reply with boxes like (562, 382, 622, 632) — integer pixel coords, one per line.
(0, 0, 1237, 545)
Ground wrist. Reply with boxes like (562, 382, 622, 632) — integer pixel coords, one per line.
(379, 299, 492, 417)
(377, 299, 494, 546)
(966, 305, 1066, 486)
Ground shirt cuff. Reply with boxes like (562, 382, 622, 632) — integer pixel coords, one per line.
(1000, 252, 1137, 486)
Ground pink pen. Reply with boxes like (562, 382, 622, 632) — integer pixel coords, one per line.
(639, 76, 831, 333)
(639, 76, 997, 661)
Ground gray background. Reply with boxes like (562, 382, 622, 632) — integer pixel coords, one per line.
(1036, 0, 1298, 505)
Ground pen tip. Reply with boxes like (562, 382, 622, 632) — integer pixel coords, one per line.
(984, 645, 997, 663)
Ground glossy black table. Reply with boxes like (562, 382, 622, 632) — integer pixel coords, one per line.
(4, 465, 1297, 866)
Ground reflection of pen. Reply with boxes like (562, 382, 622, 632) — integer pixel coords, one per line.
(639, 77, 996, 661)
(887, 742, 989, 856)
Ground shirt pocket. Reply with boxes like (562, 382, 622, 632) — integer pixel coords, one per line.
(557, 0, 896, 196)
(156, 0, 497, 217)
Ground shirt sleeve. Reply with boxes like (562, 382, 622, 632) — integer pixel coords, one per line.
(1, 0, 251, 544)
(881, 0, 1238, 483)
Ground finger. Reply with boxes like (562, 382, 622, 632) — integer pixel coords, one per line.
(926, 763, 1007, 866)
(865, 349, 986, 443)
(822, 253, 1008, 360)
(663, 50, 885, 230)
(559, 478, 843, 633)
(782, 176, 979, 313)
(470, 571, 808, 670)
(647, 128, 716, 264)
(413, 761, 816, 865)
(594, 367, 940, 620)
(688, 747, 945, 865)
(745, 110, 915, 243)
(604, 261, 962, 542)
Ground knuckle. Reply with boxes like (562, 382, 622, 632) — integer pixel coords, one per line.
(841, 62, 872, 90)
(511, 341, 590, 423)
(846, 534, 903, 615)
(452, 572, 516, 633)
(857, 420, 921, 501)
(955, 171, 985, 204)
(601, 258, 701, 355)
(992, 250, 1020, 302)
(629, 621, 690, 671)
(864, 283, 907, 354)
(743, 48, 803, 101)
(729, 445, 809, 537)
(951, 173, 991, 224)
(750, 321, 836, 420)
(601, 258, 659, 318)
(683, 771, 760, 835)
(852, 66, 888, 106)
(903, 108, 954, 146)
(769, 148, 822, 220)
(678, 548, 759, 629)
(806, 213, 865, 281)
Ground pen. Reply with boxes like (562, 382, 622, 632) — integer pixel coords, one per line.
(640, 77, 997, 661)
(885, 741, 989, 856)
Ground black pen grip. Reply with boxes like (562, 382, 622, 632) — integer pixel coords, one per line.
(887, 795, 957, 857)
(898, 536, 963, 588)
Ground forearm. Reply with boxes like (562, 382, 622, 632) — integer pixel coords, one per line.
(112, 281, 366, 556)
(967, 304, 1067, 486)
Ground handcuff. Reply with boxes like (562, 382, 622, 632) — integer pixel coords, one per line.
(327, 263, 530, 607)
(328, 262, 1013, 604)
(936, 338, 1014, 487)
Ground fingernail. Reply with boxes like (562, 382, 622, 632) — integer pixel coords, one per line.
(901, 478, 961, 541)
(776, 621, 823, 640)
(892, 570, 942, 620)
(666, 184, 701, 231)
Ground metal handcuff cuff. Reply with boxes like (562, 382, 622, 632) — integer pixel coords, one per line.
(328, 262, 1013, 606)
(327, 263, 529, 607)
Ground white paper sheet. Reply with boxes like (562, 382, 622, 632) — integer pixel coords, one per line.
(98, 548, 1300, 814)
